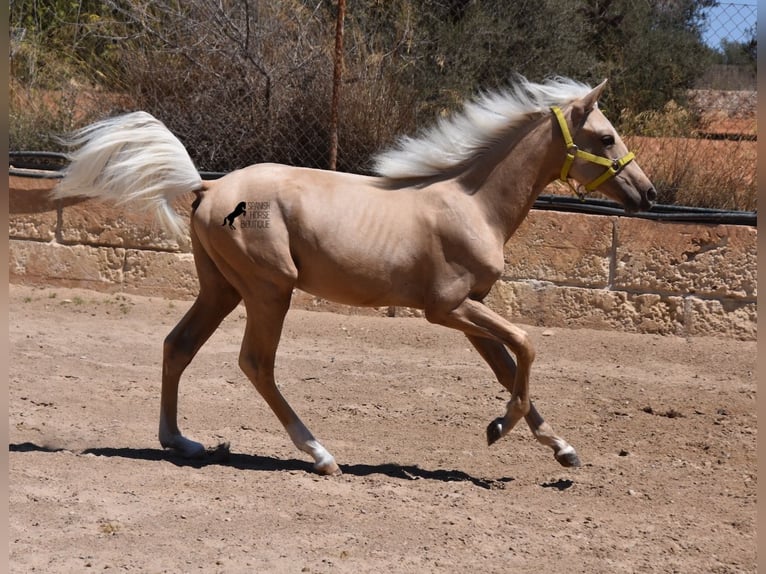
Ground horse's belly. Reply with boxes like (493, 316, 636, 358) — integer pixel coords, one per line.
(294, 252, 426, 309)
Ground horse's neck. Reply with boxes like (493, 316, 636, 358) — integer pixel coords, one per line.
(461, 114, 560, 243)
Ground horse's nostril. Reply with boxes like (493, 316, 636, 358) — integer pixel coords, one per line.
(647, 187, 657, 202)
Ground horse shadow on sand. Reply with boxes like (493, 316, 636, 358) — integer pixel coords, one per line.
(9, 441, 531, 490)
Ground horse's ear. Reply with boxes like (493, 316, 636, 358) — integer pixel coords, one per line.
(571, 79, 608, 128)
(589, 78, 608, 104)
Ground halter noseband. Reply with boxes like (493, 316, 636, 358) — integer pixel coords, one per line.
(551, 106, 635, 195)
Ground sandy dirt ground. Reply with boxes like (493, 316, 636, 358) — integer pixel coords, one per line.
(9, 283, 756, 573)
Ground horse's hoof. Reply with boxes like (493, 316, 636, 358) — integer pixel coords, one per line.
(554, 448, 581, 468)
(205, 442, 231, 462)
(486, 418, 503, 446)
(160, 436, 206, 459)
(315, 459, 342, 476)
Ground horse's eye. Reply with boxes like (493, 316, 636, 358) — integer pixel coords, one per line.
(601, 135, 615, 147)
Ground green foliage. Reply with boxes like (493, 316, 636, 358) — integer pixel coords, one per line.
(340, 0, 599, 123)
(714, 27, 758, 88)
(579, 0, 718, 116)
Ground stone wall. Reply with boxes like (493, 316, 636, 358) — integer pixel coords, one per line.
(9, 174, 756, 340)
(485, 212, 756, 340)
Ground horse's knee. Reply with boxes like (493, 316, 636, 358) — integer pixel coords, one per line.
(514, 332, 535, 364)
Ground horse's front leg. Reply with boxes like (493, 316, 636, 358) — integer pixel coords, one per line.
(426, 298, 579, 467)
(465, 334, 580, 467)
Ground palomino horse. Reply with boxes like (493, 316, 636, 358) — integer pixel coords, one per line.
(53, 76, 655, 475)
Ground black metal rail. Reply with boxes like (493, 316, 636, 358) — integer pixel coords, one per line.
(9, 151, 756, 226)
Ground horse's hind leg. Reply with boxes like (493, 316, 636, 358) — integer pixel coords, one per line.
(465, 334, 580, 467)
(239, 283, 340, 476)
(160, 238, 241, 457)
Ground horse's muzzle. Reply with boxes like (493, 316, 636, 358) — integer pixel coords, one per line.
(623, 185, 656, 214)
(641, 186, 657, 211)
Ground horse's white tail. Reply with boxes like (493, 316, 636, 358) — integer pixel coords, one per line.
(52, 111, 202, 239)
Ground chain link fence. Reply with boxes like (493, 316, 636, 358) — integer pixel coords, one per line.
(288, 1, 758, 174)
(688, 1, 757, 137)
(9, 1, 757, 209)
(701, 1, 757, 59)
(251, 0, 759, 173)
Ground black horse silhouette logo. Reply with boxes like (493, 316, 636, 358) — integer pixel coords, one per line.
(223, 202, 247, 229)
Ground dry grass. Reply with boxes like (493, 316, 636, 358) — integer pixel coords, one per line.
(9, 78, 133, 151)
(626, 135, 756, 211)
(616, 99, 756, 211)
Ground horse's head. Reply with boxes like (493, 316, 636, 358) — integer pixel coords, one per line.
(555, 80, 656, 213)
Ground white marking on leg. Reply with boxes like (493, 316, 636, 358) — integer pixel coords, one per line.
(534, 426, 574, 456)
(159, 411, 205, 458)
(287, 421, 339, 474)
(554, 443, 576, 457)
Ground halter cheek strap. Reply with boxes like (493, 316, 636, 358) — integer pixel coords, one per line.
(551, 106, 635, 194)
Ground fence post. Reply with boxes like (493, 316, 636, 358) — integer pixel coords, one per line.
(329, 0, 346, 171)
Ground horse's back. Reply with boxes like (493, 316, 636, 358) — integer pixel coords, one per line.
(191, 163, 427, 305)
(191, 162, 499, 308)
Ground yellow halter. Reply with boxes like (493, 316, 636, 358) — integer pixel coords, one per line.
(551, 106, 635, 195)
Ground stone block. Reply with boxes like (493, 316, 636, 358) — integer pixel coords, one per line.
(9, 241, 125, 290)
(504, 210, 613, 287)
(122, 250, 199, 299)
(59, 192, 194, 252)
(684, 297, 757, 341)
(486, 280, 686, 336)
(9, 176, 59, 241)
(8, 174, 59, 200)
(614, 218, 756, 300)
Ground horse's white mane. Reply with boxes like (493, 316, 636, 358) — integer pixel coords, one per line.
(372, 75, 593, 180)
